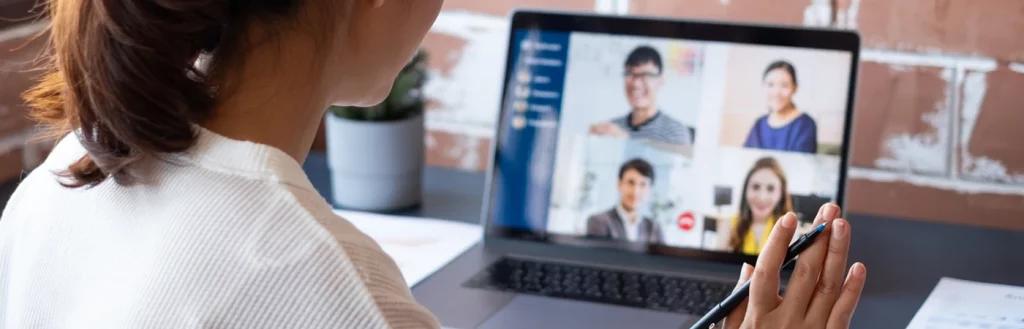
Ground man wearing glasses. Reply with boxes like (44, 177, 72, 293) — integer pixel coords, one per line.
(588, 45, 694, 145)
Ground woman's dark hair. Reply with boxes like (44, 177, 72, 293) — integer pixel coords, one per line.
(618, 158, 655, 184)
(729, 157, 792, 253)
(23, 0, 314, 188)
(763, 60, 798, 86)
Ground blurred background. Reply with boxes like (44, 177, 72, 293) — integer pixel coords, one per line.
(2, 0, 1023, 230)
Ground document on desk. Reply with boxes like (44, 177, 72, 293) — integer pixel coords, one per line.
(333, 210, 483, 287)
(907, 277, 1024, 329)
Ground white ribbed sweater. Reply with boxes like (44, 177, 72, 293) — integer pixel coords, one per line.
(0, 128, 440, 329)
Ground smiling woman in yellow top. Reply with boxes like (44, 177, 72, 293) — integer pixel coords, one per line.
(727, 157, 793, 255)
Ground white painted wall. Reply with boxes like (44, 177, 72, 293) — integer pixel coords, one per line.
(423, 11, 508, 137)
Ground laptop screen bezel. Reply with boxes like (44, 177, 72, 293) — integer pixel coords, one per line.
(481, 10, 861, 265)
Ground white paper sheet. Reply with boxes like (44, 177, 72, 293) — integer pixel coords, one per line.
(907, 277, 1024, 329)
(333, 209, 483, 287)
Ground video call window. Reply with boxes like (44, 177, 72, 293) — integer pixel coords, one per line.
(498, 30, 852, 258)
(587, 45, 697, 146)
(583, 157, 666, 245)
(717, 45, 851, 157)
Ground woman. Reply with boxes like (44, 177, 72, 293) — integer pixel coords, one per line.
(2, 0, 443, 328)
(743, 60, 818, 154)
(0, 1, 864, 328)
(721, 157, 793, 255)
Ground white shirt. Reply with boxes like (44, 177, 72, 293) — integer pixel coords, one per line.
(615, 204, 644, 242)
(0, 128, 439, 329)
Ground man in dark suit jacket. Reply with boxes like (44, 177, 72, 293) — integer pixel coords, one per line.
(586, 158, 664, 244)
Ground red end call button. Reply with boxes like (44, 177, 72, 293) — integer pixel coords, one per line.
(677, 212, 695, 231)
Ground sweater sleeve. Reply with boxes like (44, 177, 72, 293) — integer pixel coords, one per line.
(323, 215, 441, 329)
(202, 207, 441, 329)
(279, 184, 440, 329)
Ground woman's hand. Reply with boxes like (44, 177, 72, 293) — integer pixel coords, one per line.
(723, 204, 867, 329)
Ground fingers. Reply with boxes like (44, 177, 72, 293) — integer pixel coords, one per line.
(826, 263, 867, 329)
(723, 263, 755, 329)
(735, 263, 755, 291)
(749, 212, 797, 312)
(811, 203, 831, 226)
(780, 204, 840, 316)
(807, 217, 852, 324)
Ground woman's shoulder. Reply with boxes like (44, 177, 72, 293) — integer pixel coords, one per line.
(747, 114, 770, 131)
(795, 112, 818, 126)
(34, 132, 87, 173)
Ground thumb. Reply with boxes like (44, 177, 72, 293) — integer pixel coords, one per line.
(723, 263, 755, 329)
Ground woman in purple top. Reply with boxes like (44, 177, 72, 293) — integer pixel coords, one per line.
(743, 60, 818, 154)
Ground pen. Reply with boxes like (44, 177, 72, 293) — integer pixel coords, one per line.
(689, 222, 829, 329)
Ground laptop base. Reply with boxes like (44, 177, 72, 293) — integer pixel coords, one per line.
(478, 295, 694, 329)
(412, 240, 739, 329)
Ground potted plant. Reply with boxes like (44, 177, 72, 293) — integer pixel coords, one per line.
(325, 49, 428, 211)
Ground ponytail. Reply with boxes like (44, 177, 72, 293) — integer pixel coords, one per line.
(23, 0, 300, 187)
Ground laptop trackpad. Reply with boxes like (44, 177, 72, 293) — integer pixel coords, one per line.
(477, 295, 693, 329)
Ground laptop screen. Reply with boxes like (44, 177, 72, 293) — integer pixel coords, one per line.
(486, 14, 858, 262)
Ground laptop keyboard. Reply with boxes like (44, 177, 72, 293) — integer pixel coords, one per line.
(463, 257, 734, 315)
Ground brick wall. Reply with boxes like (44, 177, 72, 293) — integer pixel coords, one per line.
(0, 0, 38, 30)
(0, 17, 48, 183)
(3, 0, 1023, 229)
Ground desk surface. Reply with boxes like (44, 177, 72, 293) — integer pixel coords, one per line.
(304, 152, 1024, 328)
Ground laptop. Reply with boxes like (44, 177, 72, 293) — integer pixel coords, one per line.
(413, 10, 860, 329)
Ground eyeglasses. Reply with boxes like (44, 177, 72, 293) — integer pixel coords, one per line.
(624, 71, 661, 81)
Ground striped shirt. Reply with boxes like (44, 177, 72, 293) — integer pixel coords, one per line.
(609, 111, 694, 145)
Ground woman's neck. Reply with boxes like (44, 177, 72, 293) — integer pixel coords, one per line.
(752, 215, 771, 226)
(773, 104, 798, 117)
(201, 30, 329, 164)
(768, 105, 800, 127)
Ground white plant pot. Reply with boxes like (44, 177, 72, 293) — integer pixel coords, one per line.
(325, 113, 424, 211)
